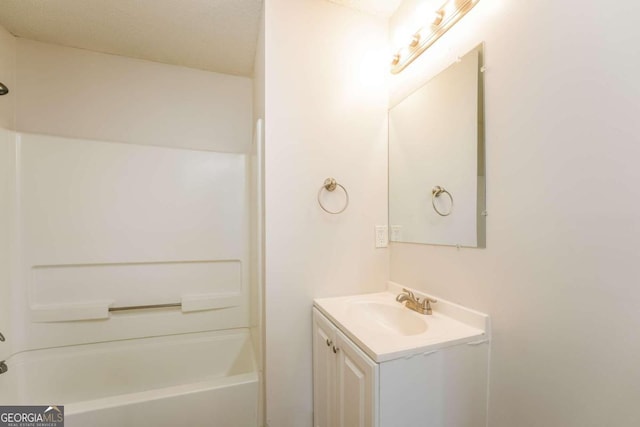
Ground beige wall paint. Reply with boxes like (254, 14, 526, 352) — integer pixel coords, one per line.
(0, 24, 16, 361)
(390, 0, 640, 425)
(264, 0, 389, 425)
(251, 5, 266, 426)
(0, 25, 15, 128)
(15, 39, 252, 153)
(253, 8, 265, 127)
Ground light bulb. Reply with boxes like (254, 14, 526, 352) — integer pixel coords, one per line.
(432, 10, 444, 25)
(409, 34, 420, 48)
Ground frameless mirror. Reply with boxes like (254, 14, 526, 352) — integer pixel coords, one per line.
(389, 44, 485, 247)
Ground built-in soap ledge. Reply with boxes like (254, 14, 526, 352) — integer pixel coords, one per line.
(31, 301, 113, 322)
(30, 293, 243, 323)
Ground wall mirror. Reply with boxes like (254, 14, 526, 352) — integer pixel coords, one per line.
(389, 44, 485, 247)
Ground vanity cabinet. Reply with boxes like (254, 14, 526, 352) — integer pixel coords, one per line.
(313, 308, 379, 427)
(313, 305, 489, 427)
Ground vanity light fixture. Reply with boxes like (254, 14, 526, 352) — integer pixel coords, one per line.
(390, 0, 481, 74)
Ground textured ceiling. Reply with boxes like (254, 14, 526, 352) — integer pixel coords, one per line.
(326, 0, 403, 16)
(0, 0, 263, 77)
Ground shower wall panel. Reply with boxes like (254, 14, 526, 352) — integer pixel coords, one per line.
(10, 132, 249, 352)
(0, 128, 16, 361)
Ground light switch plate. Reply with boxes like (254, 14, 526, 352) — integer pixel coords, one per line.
(391, 225, 402, 241)
(375, 225, 388, 248)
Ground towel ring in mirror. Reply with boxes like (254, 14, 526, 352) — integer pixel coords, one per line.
(432, 186, 453, 216)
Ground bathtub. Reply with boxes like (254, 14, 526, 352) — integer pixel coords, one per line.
(0, 329, 258, 426)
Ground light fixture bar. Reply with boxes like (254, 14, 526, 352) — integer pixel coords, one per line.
(391, 0, 480, 74)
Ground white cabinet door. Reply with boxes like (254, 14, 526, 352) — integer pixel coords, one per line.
(313, 309, 336, 427)
(335, 330, 379, 427)
(313, 307, 488, 427)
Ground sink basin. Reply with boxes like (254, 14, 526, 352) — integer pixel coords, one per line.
(314, 288, 488, 362)
(347, 302, 427, 336)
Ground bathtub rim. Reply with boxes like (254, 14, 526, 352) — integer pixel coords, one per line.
(6, 327, 256, 363)
(1, 327, 258, 411)
(66, 371, 258, 415)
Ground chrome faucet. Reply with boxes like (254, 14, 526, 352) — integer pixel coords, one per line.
(396, 288, 437, 315)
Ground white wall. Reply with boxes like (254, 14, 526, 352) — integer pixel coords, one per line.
(0, 25, 15, 129)
(389, 0, 640, 425)
(251, 5, 266, 426)
(253, 8, 266, 127)
(251, 1, 266, 354)
(15, 39, 252, 153)
(0, 24, 16, 361)
(264, 0, 389, 425)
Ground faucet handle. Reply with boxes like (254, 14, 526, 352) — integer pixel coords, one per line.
(420, 296, 437, 315)
(401, 288, 415, 299)
(419, 296, 437, 306)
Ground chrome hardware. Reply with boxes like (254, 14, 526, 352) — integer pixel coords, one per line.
(396, 288, 416, 303)
(396, 288, 437, 315)
(421, 296, 437, 315)
(326, 338, 332, 347)
(431, 185, 453, 216)
(467, 339, 489, 346)
(0, 361, 7, 374)
(0, 332, 5, 342)
(109, 303, 181, 312)
(318, 177, 349, 215)
(332, 346, 339, 354)
(0, 82, 8, 96)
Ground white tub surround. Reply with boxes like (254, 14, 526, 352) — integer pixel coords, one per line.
(313, 282, 490, 427)
(6, 132, 250, 352)
(0, 329, 258, 427)
(0, 34, 259, 426)
(0, 130, 258, 425)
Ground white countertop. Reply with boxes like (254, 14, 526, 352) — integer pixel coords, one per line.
(313, 284, 488, 363)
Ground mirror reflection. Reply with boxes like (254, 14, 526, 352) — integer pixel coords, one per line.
(389, 44, 485, 247)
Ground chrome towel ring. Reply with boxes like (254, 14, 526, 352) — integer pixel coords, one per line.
(318, 177, 349, 214)
(432, 186, 453, 216)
